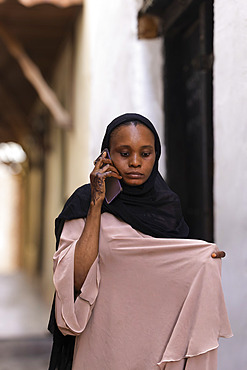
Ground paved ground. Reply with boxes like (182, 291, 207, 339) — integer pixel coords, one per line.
(0, 336, 53, 370)
(0, 272, 53, 370)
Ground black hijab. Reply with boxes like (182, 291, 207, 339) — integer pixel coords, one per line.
(100, 113, 188, 238)
(48, 113, 189, 370)
(55, 113, 189, 238)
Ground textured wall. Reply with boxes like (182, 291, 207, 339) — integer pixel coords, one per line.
(84, 0, 165, 175)
(214, 0, 247, 368)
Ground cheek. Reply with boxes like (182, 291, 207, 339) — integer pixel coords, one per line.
(146, 158, 156, 174)
(111, 157, 125, 173)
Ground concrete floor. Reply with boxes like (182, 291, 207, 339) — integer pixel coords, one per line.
(0, 336, 53, 370)
(0, 272, 53, 370)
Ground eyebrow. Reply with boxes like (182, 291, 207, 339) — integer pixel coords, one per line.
(116, 145, 154, 149)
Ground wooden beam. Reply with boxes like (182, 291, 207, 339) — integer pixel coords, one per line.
(18, 0, 82, 7)
(0, 0, 82, 7)
(0, 23, 71, 128)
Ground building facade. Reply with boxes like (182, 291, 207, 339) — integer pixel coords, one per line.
(41, 1, 247, 368)
(0, 0, 245, 368)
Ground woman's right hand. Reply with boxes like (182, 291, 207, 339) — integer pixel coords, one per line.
(74, 150, 122, 291)
(90, 151, 122, 207)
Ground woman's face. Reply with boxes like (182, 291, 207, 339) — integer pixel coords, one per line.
(109, 123, 156, 186)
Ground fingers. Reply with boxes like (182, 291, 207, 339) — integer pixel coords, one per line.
(90, 165, 121, 205)
(102, 170, 122, 179)
(94, 154, 115, 171)
(94, 163, 121, 177)
(211, 251, 226, 259)
(102, 164, 122, 178)
(94, 151, 108, 168)
(93, 152, 122, 179)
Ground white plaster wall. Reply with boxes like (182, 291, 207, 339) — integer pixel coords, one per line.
(66, 12, 92, 192)
(84, 0, 165, 175)
(214, 0, 247, 368)
(42, 125, 63, 301)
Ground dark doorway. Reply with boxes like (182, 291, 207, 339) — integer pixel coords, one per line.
(165, 1, 214, 241)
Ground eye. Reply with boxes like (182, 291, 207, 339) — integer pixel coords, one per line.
(142, 152, 151, 157)
(120, 152, 129, 157)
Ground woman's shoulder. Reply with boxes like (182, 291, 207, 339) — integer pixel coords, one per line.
(58, 184, 91, 221)
(71, 183, 91, 199)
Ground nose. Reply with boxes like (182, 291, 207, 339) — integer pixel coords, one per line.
(129, 153, 141, 168)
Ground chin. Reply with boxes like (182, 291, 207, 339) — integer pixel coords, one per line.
(123, 179, 145, 186)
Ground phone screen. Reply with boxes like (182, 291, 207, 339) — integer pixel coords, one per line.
(100, 148, 122, 204)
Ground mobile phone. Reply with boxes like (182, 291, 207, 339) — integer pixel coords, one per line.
(96, 148, 122, 204)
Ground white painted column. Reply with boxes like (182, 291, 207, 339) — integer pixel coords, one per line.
(214, 0, 247, 368)
(84, 0, 165, 175)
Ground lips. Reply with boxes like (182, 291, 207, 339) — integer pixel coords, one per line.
(125, 172, 144, 178)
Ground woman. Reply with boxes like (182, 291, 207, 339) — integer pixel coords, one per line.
(48, 113, 231, 370)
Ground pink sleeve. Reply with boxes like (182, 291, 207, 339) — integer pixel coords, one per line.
(53, 218, 100, 336)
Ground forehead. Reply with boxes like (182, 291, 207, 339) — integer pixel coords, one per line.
(110, 123, 155, 146)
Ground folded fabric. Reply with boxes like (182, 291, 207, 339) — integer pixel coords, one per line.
(54, 213, 232, 370)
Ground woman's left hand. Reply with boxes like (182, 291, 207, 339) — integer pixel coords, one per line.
(211, 251, 226, 258)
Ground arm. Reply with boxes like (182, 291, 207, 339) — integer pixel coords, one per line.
(74, 151, 122, 292)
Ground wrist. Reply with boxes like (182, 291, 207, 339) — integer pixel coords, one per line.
(88, 199, 103, 214)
